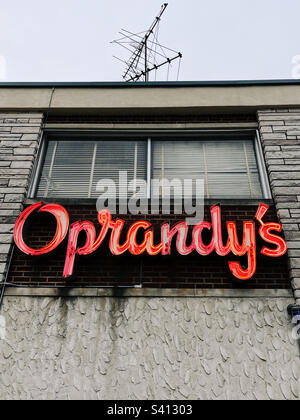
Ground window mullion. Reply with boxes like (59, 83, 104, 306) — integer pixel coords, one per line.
(133, 142, 138, 196)
(202, 142, 209, 199)
(243, 141, 254, 198)
(161, 142, 165, 198)
(147, 137, 151, 199)
(88, 142, 97, 198)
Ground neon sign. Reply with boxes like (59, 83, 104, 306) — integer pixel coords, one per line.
(13, 202, 287, 281)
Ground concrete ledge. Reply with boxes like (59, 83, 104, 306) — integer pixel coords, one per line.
(3, 287, 294, 298)
(1, 85, 300, 112)
(25, 198, 274, 207)
(44, 122, 258, 130)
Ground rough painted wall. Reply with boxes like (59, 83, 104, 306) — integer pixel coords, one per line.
(0, 295, 299, 400)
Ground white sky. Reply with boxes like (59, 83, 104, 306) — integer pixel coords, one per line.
(0, 0, 299, 82)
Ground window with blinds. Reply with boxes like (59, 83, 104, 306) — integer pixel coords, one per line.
(152, 139, 263, 198)
(34, 135, 268, 200)
(36, 140, 147, 198)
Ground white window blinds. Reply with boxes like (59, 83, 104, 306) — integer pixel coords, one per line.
(35, 136, 265, 199)
(151, 139, 263, 198)
(36, 140, 147, 198)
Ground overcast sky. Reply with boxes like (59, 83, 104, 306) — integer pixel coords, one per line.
(0, 0, 299, 82)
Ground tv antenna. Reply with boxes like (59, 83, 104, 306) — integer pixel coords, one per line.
(111, 3, 182, 82)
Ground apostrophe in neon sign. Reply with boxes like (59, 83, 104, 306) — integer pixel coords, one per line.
(13, 202, 287, 281)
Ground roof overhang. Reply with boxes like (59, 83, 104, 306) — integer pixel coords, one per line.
(0, 80, 300, 113)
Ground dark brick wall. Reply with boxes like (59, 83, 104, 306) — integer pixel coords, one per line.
(7, 204, 289, 289)
(46, 113, 257, 124)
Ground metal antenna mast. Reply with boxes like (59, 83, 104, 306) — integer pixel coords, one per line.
(111, 3, 182, 82)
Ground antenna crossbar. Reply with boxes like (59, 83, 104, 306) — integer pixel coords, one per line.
(111, 3, 182, 82)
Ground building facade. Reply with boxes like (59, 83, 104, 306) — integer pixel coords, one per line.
(0, 81, 299, 400)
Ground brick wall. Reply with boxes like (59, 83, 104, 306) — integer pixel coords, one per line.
(46, 112, 257, 124)
(0, 113, 44, 283)
(257, 109, 300, 302)
(7, 204, 289, 289)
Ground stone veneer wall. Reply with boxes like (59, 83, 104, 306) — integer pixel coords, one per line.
(257, 109, 300, 303)
(0, 113, 43, 283)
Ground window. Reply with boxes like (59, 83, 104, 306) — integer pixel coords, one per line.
(152, 140, 264, 198)
(35, 140, 147, 198)
(31, 132, 271, 200)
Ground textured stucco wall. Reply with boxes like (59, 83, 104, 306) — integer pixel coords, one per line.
(0, 293, 299, 400)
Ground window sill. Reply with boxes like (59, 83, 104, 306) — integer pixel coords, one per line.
(25, 197, 274, 207)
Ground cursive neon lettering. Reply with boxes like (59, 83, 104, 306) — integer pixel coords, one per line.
(13, 202, 288, 281)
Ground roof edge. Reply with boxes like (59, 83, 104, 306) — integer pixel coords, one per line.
(0, 79, 300, 88)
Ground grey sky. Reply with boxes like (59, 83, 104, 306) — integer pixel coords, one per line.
(0, 0, 299, 82)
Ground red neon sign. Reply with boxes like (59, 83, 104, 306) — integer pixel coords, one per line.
(13, 202, 287, 281)
(13, 202, 69, 255)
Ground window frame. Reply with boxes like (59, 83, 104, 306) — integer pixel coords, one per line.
(28, 129, 272, 201)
